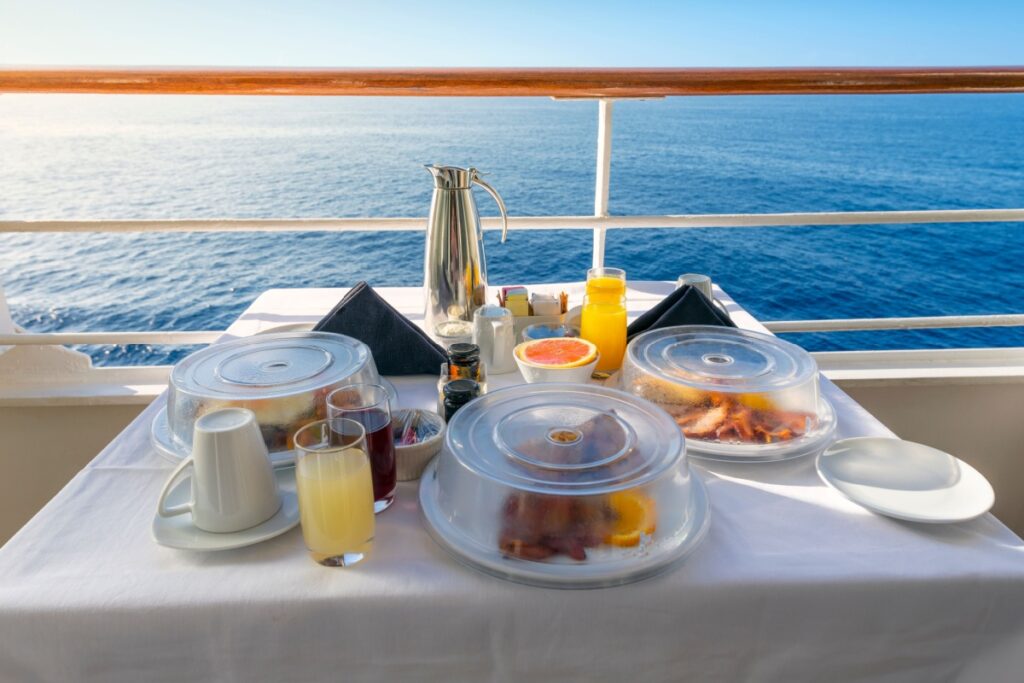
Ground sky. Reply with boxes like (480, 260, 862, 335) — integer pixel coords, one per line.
(1, 0, 1022, 67)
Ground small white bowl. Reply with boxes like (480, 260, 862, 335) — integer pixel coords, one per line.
(513, 344, 600, 383)
(392, 409, 446, 481)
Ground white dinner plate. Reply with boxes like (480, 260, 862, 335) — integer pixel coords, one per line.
(152, 467, 300, 551)
(816, 437, 994, 523)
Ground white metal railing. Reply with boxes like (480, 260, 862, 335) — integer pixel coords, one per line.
(592, 99, 614, 267)
(763, 314, 1024, 334)
(4, 209, 1024, 234)
(1, 98, 1022, 352)
(0, 331, 222, 346)
(2, 315, 1023, 348)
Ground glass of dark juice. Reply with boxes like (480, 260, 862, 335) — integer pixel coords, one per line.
(327, 383, 397, 513)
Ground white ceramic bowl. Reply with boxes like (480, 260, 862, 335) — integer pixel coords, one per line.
(393, 409, 446, 481)
(513, 343, 599, 383)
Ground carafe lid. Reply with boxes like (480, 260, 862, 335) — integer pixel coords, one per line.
(426, 164, 475, 189)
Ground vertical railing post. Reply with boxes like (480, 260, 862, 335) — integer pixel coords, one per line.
(0, 284, 12, 333)
(0, 283, 14, 354)
(592, 98, 614, 268)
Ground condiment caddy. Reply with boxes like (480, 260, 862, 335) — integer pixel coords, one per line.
(496, 285, 575, 340)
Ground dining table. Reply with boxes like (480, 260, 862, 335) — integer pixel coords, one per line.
(1, 282, 1022, 682)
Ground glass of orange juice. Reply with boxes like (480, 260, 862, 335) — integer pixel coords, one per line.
(293, 418, 375, 567)
(580, 267, 627, 374)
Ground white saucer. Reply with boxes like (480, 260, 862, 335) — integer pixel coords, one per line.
(152, 467, 300, 551)
(817, 437, 994, 523)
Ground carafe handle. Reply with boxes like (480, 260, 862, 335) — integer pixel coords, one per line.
(471, 171, 510, 243)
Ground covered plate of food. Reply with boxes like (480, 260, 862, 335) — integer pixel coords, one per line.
(419, 383, 709, 589)
(152, 331, 386, 465)
(620, 325, 836, 462)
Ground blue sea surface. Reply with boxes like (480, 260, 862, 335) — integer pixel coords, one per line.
(1, 93, 1022, 365)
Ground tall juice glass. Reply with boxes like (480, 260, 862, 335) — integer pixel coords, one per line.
(327, 383, 397, 513)
(580, 267, 627, 373)
(293, 418, 375, 567)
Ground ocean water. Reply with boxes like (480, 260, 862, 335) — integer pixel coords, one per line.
(1, 93, 1022, 365)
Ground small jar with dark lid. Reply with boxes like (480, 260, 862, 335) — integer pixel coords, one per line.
(447, 342, 485, 392)
(448, 343, 480, 378)
(443, 379, 480, 422)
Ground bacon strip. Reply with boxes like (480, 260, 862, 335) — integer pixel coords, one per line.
(674, 397, 813, 444)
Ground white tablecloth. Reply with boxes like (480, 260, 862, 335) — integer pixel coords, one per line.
(1, 283, 1022, 682)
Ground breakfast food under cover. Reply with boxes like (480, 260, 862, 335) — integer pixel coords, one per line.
(620, 325, 836, 461)
(163, 332, 382, 456)
(419, 383, 709, 588)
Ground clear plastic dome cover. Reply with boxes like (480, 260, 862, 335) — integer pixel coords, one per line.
(620, 325, 835, 461)
(166, 332, 380, 453)
(419, 383, 709, 588)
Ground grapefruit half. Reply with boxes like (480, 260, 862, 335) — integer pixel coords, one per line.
(516, 337, 598, 369)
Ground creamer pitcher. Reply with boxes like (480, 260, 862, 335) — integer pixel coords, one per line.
(472, 305, 517, 375)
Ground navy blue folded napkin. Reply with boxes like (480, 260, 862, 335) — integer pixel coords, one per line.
(314, 282, 446, 376)
(627, 285, 735, 341)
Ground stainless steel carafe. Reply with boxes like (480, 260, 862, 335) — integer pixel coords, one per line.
(423, 165, 509, 337)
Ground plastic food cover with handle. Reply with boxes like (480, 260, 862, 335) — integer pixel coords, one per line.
(165, 332, 381, 455)
(419, 383, 710, 589)
(620, 325, 836, 462)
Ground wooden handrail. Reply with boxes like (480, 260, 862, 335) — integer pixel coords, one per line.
(2, 67, 1024, 97)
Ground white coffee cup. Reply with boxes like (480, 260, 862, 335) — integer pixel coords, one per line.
(157, 408, 281, 533)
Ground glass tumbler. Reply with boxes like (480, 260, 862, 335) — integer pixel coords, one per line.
(327, 383, 397, 513)
(293, 418, 375, 567)
(580, 266, 628, 374)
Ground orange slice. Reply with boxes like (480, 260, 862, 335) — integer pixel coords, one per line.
(604, 491, 657, 547)
(516, 338, 597, 369)
(737, 393, 776, 411)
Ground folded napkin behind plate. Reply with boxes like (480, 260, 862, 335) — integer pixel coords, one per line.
(314, 282, 447, 376)
(627, 285, 736, 341)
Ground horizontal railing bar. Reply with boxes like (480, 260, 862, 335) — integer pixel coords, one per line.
(0, 331, 222, 345)
(765, 314, 1024, 333)
(3, 67, 1024, 97)
(3, 315, 1021, 347)
(3, 208, 1024, 234)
